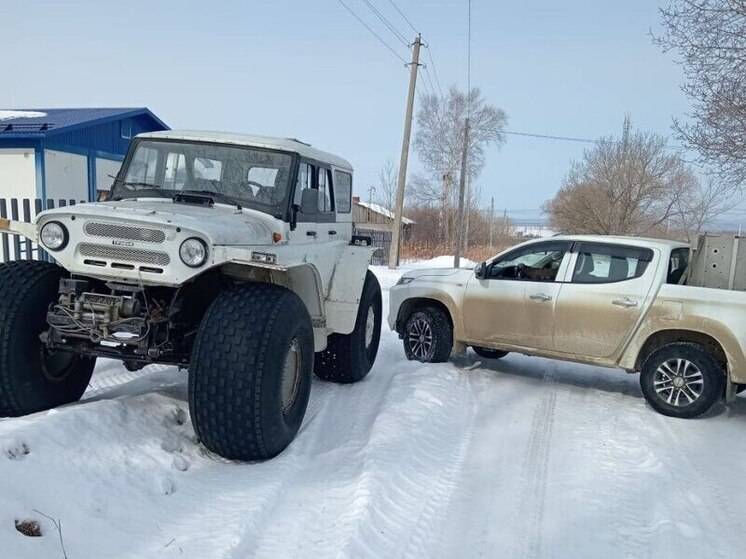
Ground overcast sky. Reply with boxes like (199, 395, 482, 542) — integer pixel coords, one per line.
(0, 0, 691, 218)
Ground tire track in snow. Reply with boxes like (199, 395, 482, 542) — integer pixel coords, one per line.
(516, 367, 557, 559)
(228, 363, 476, 559)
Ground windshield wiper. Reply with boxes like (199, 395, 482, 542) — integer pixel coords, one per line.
(177, 190, 243, 210)
(115, 180, 162, 190)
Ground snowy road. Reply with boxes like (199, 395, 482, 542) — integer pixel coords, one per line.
(2, 263, 746, 558)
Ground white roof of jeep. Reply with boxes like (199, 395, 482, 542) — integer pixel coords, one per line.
(136, 130, 353, 171)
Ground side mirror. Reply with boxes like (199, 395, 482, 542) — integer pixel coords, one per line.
(475, 261, 487, 279)
(300, 189, 320, 214)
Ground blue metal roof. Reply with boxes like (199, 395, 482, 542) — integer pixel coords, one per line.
(0, 108, 168, 138)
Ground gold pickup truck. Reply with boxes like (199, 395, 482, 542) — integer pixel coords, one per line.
(389, 235, 746, 418)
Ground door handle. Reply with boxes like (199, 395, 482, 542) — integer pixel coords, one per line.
(306, 231, 317, 237)
(529, 293, 552, 302)
(612, 297, 638, 308)
(328, 230, 337, 235)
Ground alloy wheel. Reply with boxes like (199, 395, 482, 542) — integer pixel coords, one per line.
(654, 358, 704, 407)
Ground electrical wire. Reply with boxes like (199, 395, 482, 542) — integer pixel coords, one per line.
(386, 0, 419, 35)
(337, 0, 408, 64)
(361, 0, 409, 47)
(425, 44, 444, 97)
(502, 129, 684, 151)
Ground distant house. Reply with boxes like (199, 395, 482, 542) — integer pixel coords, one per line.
(0, 108, 168, 203)
(353, 197, 414, 231)
(353, 196, 414, 264)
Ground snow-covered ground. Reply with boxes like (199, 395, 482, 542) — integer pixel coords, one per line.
(2, 261, 746, 558)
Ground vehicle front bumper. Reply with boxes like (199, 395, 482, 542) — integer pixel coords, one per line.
(387, 284, 410, 332)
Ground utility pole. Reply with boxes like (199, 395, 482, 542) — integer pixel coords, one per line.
(389, 34, 422, 269)
(464, 172, 471, 252)
(489, 196, 494, 249)
(454, 118, 470, 268)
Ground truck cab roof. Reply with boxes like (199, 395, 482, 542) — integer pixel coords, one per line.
(137, 130, 354, 172)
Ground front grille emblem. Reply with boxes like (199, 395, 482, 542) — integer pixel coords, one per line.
(112, 240, 135, 247)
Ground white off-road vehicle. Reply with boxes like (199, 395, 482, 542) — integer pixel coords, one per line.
(0, 131, 382, 460)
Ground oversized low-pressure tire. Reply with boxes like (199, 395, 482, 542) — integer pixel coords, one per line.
(315, 270, 382, 384)
(189, 283, 314, 461)
(472, 346, 509, 360)
(640, 342, 725, 419)
(402, 305, 453, 363)
(0, 261, 96, 417)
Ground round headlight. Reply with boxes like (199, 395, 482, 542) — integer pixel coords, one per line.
(179, 238, 208, 267)
(40, 221, 68, 251)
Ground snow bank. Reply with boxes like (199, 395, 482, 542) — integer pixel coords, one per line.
(1, 263, 745, 558)
(0, 111, 47, 121)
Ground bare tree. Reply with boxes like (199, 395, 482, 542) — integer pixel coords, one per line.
(375, 159, 397, 212)
(414, 86, 507, 249)
(544, 117, 699, 236)
(671, 177, 738, 241)
(655, 1, 746, 189)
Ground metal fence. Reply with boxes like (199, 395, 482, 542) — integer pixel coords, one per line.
(0, 198, 84, 263)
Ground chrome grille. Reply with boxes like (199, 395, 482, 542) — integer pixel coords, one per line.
(78, 243, 170, 266)
(84, 222, 166, 244)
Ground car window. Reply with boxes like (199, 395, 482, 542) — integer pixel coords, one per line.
(572, 243, 654, 284)
(294, 162, 314, 205)
(334, 170, 352, 213)
(489, 242, 569, 282)
(317, 168, 333, 213)
(163, 152, 187, 190)
(668, 247, 689, 284)
(194, 157, 222, 182)
(126, 145, 159, 185)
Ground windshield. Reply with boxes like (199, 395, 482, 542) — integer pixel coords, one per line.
(112, 140, 295, 217)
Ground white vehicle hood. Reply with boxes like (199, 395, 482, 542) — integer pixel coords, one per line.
(40, 199, 282, 246)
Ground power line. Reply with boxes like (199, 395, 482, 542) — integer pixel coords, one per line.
(502, 129, 684, 151)
(337, 0, 407, 64)
(421, 65, 438, 98)
(385, 0, 419, 35)
(361, 0, 409, 47)
(425, 44, 444, 97)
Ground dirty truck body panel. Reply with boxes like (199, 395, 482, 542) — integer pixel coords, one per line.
(389, 235, 746, 385)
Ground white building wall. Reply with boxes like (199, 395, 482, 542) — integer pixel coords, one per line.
(44, 149, 88, 201)
(0, 148, 36, 199)
(95, 157, 122, 192)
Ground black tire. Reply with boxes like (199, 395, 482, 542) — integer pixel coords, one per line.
(472, 346, 509, 360)
(189, 283, 314, 461)
(315, 270, 382, 383)
(640, 342, 725, 419)
(0, 261, 95, 417)
(402, 305, 452, 363)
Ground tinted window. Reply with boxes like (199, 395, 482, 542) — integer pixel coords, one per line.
(668, 247, 689, 284)
(334, 170, 352, 213)
(573, 243, 653, 284)
(489, 242, 570, 282)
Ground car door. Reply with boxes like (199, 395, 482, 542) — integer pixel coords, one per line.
(462, 240, 572, 350)
(287, 161, 319, 245)
(314, 167, 337, 242)
(553, 241, 658, 358)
